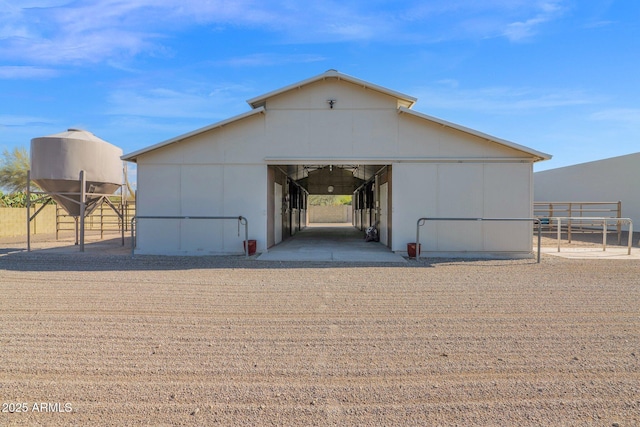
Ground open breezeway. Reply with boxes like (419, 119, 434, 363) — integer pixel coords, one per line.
(257, 223, 407, 263)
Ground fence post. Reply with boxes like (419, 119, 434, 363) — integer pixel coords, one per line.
(100, 201, 104, 239)
(617, 201, 622, 245)
(628, 220, 633, 255)
(557, 218, 562, 252)
(568, 203, 572, 243)
(131, 217, 136, 258)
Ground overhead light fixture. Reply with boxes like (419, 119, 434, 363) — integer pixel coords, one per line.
(328, 185, 334, 193)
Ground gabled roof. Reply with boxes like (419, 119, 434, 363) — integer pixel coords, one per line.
(397, 107, 552, 162)
(246, 69, 417, 109)
(121, 107, 265, 162)
(121, 71, 551, 163)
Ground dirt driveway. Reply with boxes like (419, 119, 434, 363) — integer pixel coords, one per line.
(1, 249, 638, 426)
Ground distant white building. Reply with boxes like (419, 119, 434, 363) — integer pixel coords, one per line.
(122, 70, 550, 256)
(535, 152, 640, 229)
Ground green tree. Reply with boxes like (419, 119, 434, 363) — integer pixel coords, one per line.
(308, 195, 352, 206)
(337, 195, 352, 206)
(0, 147, 30, 193)
(0, 190, 39, 207)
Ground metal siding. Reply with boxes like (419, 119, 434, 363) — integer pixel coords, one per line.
(535, 153, 640, 230)
(391, 163, 438, 251)
(265, 110, 310, 155)
(483, 163, 532, 252)
(180, 166, 224, 216)
(436, 164, 484, 251)
(135, 164, 181, 254)
(178, 165, 225, 254)
(223, 165, 268, 253)
(137, 164, 180, 216)
(398, 112, 529, 158)
(392, 162, 533, 253)
(352, 110, 398, 157)
(265, 78, 400, 110)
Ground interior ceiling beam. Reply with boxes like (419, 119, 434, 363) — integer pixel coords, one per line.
(264, 158, 394, 165)
(274, 163, 388, 194)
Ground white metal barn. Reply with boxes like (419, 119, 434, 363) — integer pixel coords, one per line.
(122, 70, 551, 257)
(535, 152, 640, 229)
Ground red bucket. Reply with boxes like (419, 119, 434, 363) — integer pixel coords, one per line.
(243, 240, 257, 256)
(407, 243, 421, 258)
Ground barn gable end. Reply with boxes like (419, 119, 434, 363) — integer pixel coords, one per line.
(123, 70, 550, 257)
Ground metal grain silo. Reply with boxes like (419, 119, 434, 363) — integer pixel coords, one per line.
(30, 129, 123, 216)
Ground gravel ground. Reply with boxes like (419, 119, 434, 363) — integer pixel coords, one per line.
(0, 237, 639, 426)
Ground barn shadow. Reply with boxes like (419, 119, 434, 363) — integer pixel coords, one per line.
(0, 229, 545, 272)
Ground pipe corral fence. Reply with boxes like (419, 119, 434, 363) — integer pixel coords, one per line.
(416, 218, 543, 263)
(131, 216, 249, 257)
(534, 201, 623, 244)
(56, 200, 135, 240)
(549, 217, 633, 255)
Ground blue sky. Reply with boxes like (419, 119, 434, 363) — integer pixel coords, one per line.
(1, 0, 639, 175)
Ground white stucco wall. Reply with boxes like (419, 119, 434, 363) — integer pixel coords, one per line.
(393, 162, 533, 254)
(135, 163, 267, 255)
(134, 114, 268, 255)
(534, 153, 640, 230)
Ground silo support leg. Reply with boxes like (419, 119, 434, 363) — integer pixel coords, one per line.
(79, 170, 86, 252)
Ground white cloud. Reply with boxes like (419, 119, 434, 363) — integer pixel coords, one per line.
(415, 84, 594, 113)
(0, 65, 58, 79)
(399, 0, 569, 42)
(106, 85, 250, 119)
(503, 16, 549, 41)
(6, 0, 71, 7)
(217, 53, 326, 67)
(584, 20, 615, 29)
(0, 114, 53, 127)
(591, 109, 640, 124)
(502, 1, 566, 41)
(107, 89, 214, 119)
(0, 0, 571, 67)
(0, 0, 324, 65)
(436, 79, 460, 89)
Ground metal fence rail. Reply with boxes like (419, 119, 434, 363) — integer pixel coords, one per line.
(416, 217, 542, 263)
(551, 217, 633, 255)
(534, 201, 621, 217)
(131, 215, 249, 257)
(534, 201, 622, 243)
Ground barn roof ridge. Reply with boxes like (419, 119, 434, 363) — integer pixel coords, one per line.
(246, 69, 417, 109)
